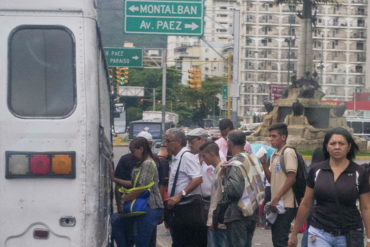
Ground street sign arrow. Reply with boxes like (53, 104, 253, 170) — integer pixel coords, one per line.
(132, 56, 139, 60)
(184, 22, 198, 30)
(129, 5, 139, 12)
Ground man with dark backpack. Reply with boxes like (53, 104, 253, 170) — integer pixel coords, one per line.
(280, 146, 308, 205)
(260, 123, 299, 247)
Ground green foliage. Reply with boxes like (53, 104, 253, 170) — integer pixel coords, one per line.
(119, 67, 225, 127)
(126, 107, 143, 123)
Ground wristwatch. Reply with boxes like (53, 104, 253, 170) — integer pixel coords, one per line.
(181, 190, 187, 197)
(367, 238, 370, 243)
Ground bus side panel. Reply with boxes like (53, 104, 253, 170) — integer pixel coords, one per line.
(83, 18, 112, 247)
(0, 12, 109, 247)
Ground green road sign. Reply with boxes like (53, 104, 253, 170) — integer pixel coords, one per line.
(124, 0, 204, 36)
(222, 85, 228, 99)
(104, 48, 143, 67)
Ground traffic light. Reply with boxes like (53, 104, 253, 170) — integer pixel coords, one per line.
(115, 67, 128, 86)
(108, 67, 115, 84)
(195, 67, 202, 89)
(123, 67, 129, 84)
(188, 67, 202, 89)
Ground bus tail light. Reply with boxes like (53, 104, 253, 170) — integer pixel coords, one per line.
(52, 155, 72, 175)
(30, 155, 50, 175)
(6, 151, 75, 178)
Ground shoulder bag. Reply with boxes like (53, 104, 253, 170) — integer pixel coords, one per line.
(118, 162, 155, 217)
(164, 151, 205, 227)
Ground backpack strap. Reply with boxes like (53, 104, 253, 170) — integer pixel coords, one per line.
(170, 150, 190, 197)
(118, 160, 156, 194)
(314, 169, 321, 184)
(280, 146, 297, 175)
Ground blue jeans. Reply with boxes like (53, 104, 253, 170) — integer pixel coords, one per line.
(111, 208, 163, 247)
(207, 228, 227, 247)
(111, 213, 135, 247)
(308, 226, 347, 247)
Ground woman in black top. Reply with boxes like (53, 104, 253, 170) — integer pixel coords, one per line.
(288, 127, 370, 247)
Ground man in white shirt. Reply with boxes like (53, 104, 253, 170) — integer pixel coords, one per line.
(165, 128, 204, 246)
(187, 128, 219, 200)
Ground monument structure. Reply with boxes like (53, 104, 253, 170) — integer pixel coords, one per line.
(248, 72, 368, 151)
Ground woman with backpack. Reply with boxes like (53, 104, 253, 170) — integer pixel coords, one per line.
(288, 127, 370, 247)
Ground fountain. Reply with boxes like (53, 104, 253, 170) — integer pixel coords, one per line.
(247, 72, 368, 152)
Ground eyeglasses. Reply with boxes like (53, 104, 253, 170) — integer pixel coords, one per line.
(165, 139, 176, 143)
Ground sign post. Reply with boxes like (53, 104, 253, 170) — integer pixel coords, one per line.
(104, 48, 143, 67)
(124, 0, 204, 36)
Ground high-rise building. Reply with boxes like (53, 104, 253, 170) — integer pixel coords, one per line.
(167, 0, 237, 81)
(239, 0, 367, 119)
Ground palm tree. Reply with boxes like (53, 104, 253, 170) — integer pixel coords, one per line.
(276, 0, 335, 80)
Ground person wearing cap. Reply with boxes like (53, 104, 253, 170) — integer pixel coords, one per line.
(215, 119, 252, 161)
(111, 131, 159, 247)
(165, 128, 204, 247)
(186, 128, 215, 247)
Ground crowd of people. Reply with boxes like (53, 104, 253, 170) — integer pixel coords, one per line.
(110, 119, 370, 247)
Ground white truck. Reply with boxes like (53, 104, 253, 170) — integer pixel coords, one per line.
(142, 111, 179, 125)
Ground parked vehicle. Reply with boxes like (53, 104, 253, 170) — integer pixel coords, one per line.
(0, 1, 113, 246)
(347, 118, 370, 139)
(142, 111, 179, 125)
(129, 120, 175, 152)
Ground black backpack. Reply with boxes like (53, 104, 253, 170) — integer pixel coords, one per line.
(280, 146, 308, 206)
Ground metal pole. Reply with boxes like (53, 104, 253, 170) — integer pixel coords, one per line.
(320, 34, 324, 85)
(161, 48, 167, 140)
(231, 10, 240, 127)
(227, 52, 232, 119)
(288, 42, 291, 84)
(153, 88, 155, 111)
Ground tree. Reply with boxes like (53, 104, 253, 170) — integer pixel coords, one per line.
(175, 77, 224, 126)
(119, 67, 224, 126)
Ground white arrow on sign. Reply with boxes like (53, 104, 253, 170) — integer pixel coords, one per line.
(132, 56, 139, 60)
(184, 22, 198, 30)
(129, 5, 139, 12)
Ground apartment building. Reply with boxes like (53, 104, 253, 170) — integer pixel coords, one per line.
(239, 0, 368, 118)
(167, 0, 237, 82)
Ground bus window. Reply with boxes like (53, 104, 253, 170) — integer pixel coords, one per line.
(8, 26, 76, 117)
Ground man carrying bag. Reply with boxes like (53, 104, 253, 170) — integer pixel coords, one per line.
(164, 128, 205, 247)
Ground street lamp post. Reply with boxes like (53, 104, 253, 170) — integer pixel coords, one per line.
(285, 17, 296, 84)
(317, 34, 324, 85)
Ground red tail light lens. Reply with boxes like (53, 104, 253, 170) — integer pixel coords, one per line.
(30, 155, 50, 175)
(6, 151, 75, 178)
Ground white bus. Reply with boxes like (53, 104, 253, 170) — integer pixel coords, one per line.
(0, 0, 113, 246)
